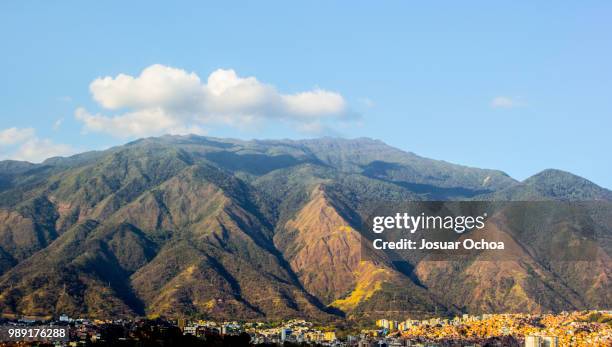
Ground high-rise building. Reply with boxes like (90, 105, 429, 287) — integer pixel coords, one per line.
(177, 318, 187, 330)
(541, 336, 558, 347)
(525, 335, 558, 347)
(376, 319, 390, 329)
(281, 328, 292, 341)
(525, 335, 540, 347)
(323, 331, 337, 342)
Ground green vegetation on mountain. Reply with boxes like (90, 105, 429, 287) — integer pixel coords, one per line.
(0, 135, 609, 320)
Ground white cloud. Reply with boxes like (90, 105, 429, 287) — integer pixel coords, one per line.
(0, 127, 36, 145)
(10, 138, 74, 163)
(283, 90, 346, 117)
(0, 127, 75, 163)
(76, 64, 353, 137)
(53, 118, 64, 131)
(75, 107, 206, 138)
(491, 96, 525, 109)
(90, 65, 203, 111)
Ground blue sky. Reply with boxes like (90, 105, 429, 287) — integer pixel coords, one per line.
(0, 1, 610, 188)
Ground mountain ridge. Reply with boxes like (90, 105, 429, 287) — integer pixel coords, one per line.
(4, 135, 610, 193)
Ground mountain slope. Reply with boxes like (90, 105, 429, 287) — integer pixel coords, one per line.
(0, 135, 608, 320)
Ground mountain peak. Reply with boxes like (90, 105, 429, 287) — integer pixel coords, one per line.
(525, 169, 588, 183)
(496, 168, 612, 201)
(524, 168, 606, 191)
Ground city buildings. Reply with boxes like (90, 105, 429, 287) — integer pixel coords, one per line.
(0, 310, 609, 346)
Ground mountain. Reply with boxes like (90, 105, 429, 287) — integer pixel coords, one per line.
(0, 135, 609, 321)
(480, 169, 612, 201)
